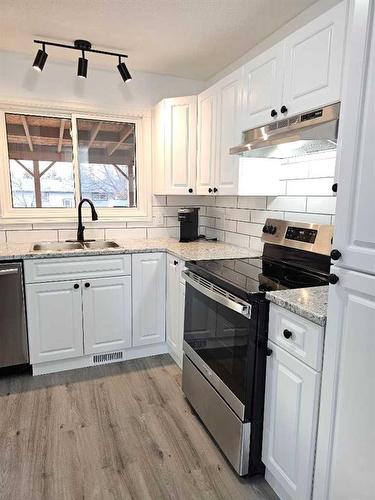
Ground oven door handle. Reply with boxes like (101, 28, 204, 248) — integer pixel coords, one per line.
(182, 270, 252, 319)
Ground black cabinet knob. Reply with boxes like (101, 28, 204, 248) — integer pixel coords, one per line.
(266, 347, 273, 356)
(328, 273, 339, 285)
(283, 329, 292, 339)
(174, 260, 178, 266)
(208, 188, 213, 193)
(74, 284, 79, 289)
(188, 188, 193, 193)
(332, 183, 338, 193)
(213, 187, 218, 193)
(280, 105, 288, 114)
(85, 282, 91, 288)
(330, 249, 342, 261)
(271, 109, 278, 118)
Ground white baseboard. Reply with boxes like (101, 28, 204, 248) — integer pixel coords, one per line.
(32, 342, 169, 376)
(167, 342, 183, 369)
(265, 469, 292, 500)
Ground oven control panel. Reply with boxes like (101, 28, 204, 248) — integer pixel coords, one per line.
(261, 218, 333, 255)
(285, 226, 317, 244)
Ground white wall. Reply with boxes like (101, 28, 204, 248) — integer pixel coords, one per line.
(0, 51, 204, 109)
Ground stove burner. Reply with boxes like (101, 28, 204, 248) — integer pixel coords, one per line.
(284, 273, 325, 287)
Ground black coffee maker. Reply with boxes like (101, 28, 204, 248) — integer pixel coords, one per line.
(178, 207, 199, 242)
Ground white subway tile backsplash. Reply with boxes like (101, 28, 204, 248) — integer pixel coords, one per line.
(225, 208, 250, 222)
(237, 222, 263, 237)
(286, 177, 334, 196)
(206, 206, 225, 218)
(0, 231, 6, 243)
(166, 217, 179, 227)
(249, 237, 264, 252)
(306, 196, 336, 214)
(267, 196, 306, 212)
(216, 218, 237, 232)
(215, 196, 238, 208)
(237, 197, 267, 210)
(284, 212, 332, 224)
(224, 231, 250, 248)
(147, 227, 179, 239)
(105, 228, 147, 240)
(58, 228, 105, 241)
(250, 210, 284, 223)
(205, 227, 225, 241)
(7, 230, 58, 244)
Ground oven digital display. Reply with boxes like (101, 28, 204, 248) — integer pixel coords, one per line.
(285, 226, 317, 244)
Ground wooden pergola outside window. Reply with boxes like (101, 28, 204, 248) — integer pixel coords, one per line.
(5, 113, 137, 209)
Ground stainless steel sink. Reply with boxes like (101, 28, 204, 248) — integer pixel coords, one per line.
(84, 240, 120, 249)
(33, 242, 84, 252)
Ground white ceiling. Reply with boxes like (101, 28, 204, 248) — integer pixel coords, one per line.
(0, 0, 320, 80)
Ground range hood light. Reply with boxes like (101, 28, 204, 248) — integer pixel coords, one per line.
(77, 51, 88, 78)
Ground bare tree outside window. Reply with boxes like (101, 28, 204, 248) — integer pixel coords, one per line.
(5, 114, 75, 208)
(76, 119, 136, 208)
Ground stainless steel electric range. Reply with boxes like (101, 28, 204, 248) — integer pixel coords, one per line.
(181, 219, 333, 476)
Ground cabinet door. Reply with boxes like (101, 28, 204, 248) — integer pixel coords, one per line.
(26, 280, 83, 364)
(132, 253, 166, 347)
(240, 43, 284, 130)
(196, 89, 217, 195)
(262, 341, 320, 500)
(283, 2, 346, 116)
(82, 276, 131, 354)
(214, 69, 242, 195)
(331, 1, 375, 275)
(314, 267, 375, 500)
(164, 96, 197, 195)
(166, 255, 185, 367)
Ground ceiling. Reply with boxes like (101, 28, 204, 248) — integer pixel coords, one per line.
(0, 0, 320, 80)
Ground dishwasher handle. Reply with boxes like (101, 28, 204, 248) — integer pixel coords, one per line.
(0, 268, 20, 276)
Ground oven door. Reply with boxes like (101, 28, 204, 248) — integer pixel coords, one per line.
(182, 270, 257, 421)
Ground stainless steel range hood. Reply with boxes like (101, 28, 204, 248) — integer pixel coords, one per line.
(230, 103, 340, 159)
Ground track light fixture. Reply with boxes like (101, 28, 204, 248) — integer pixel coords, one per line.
(32, 39, 131, 83)
(32, 43, 48, 72)
(117, 56, 132, 83)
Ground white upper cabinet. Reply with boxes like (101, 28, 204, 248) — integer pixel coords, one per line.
(196, 89, 217, 195)
(82, 276, 132, 354)
(214, 69, 243, 195)
(283, 1, 346, 116)
(132, 253, 166, 347)
(330, 0, 375, 275)
(153, 96, 197, 195)
(240, 43, 284, 130)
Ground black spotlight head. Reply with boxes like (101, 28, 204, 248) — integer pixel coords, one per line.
(32, 48, 48, 72)
(77, 56, 88, 78)
(117, 61, 132, 83)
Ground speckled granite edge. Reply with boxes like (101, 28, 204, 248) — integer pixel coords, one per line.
(266, 286, 329, 326)
(0, 238, 261, 263)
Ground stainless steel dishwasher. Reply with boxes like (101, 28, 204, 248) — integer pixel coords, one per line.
(0, 262, 29, 368)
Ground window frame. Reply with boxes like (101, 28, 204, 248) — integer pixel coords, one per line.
(0, 102, 152, 223)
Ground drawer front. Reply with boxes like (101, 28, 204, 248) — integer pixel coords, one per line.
(268, 303, 324, 371)
(24, 255, 132, 283)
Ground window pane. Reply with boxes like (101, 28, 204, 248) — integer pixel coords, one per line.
(77, 119, 136, 207)
(5, 114, 75, 208)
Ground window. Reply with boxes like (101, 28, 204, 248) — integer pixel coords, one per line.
(5, 114, 75, 208)
(1, 109, 147, 221)
(77, 119, 136, 208)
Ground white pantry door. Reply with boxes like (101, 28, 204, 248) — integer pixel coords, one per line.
(82, 276, 132, 354)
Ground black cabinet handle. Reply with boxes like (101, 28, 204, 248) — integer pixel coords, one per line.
(280, 105, 288, 114)
(328, 274, 339, 285)
(188, 188, 193, 193)
(332, 183, 338, 193)
(283, 329, 292, 339)
(208, 188, 213, 193)
(266, 347, 273, 356)
(271, 109, 278, 118)
(213, 187, 218, 193)
(174, 260, 178, 266)
(330, 249, 342, 261)
(74, 284, 79, 289)
(85, 282, 91, 288)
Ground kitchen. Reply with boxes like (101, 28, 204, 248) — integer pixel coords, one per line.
(0, 0, 374, 499)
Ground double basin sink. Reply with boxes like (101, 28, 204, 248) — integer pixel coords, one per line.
(32, 241, 120, 252)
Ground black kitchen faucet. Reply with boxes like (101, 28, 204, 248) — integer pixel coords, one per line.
(77, 198, 98, 242)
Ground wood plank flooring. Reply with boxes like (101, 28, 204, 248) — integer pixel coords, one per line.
(0, 355, 278, 500)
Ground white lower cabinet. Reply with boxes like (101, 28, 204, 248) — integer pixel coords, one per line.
(132, 253, 166, 347)
(263, 304, 324, 500)
(82, 276, 132, 354)
(166, 254, 185, 367)
(26, 280, 84, 364)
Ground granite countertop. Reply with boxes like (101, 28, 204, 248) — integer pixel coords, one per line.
(266, 286, 329, 326)
(0, 238, 261, 262)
